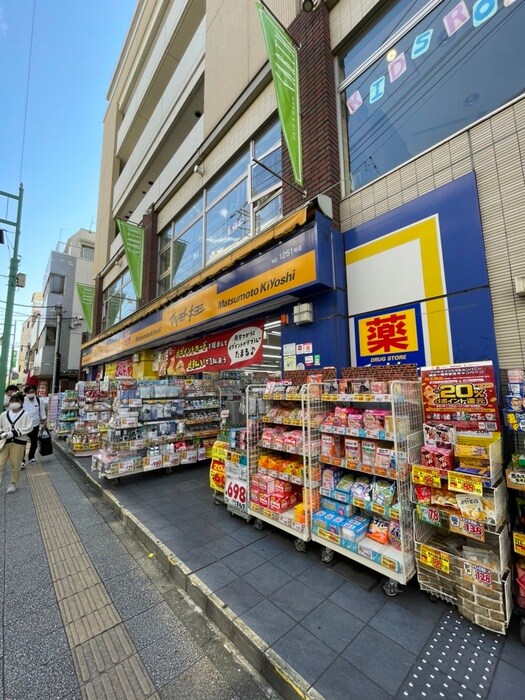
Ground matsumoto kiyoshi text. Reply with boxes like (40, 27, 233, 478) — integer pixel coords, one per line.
(218, 269, 296, 310)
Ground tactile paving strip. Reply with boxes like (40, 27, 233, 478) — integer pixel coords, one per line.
(398, 609, 501, 699)
(27, 462, 158, 699)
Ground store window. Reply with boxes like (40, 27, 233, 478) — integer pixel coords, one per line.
(101, 269, 139, 330)
(339, 0, 525, 191)
(157, 120, 282, 296)
(49, 274, 65, 294)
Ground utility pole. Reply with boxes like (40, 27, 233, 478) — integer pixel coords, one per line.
(9, 321, 17, 383)
(51, 304, 63, 394)
(0, 184, 24, 407)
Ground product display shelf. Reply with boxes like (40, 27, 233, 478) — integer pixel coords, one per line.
(412, 365, 511, 634)
(67, 381, 113, 456)
(246, 383, 313, 549)
(501, 367, 525, 642)
(56, 390, 80, 436)
(93, 379, 221, 484)
(310, 381, 423, 596)
(413, 516, 512, 635)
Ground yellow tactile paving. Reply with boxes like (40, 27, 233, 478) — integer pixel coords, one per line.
(26, 462, 160, 699)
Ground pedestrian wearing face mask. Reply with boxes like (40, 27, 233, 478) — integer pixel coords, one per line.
(22, 385, 47, 468)
(3, 385, 18, 409)
(0, 392, 33, 493)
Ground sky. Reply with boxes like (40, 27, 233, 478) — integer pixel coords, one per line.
(0, 0, 136, 336)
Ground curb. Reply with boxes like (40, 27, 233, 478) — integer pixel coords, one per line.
(53, 440, 325, 700)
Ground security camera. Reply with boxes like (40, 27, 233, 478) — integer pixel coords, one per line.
(302, 0, 320, 11)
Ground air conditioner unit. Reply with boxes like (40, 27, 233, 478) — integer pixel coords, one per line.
(514, 276, 525, 297)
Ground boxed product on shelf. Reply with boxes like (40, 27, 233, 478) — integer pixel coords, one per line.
(341, 515, 370, 543)
(344, 438, 361, 464)
(321, 434, 344, 459)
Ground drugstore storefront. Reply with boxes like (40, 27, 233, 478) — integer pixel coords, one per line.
(81, 210, 350, 380)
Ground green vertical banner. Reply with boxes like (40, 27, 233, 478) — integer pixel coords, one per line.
(108, 296, 121, 327)
(76, 284, 95, 332)
(116, 219, 144, 299)
(256, 2, 303, 186)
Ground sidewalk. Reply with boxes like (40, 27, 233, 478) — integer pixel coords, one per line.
(0, 451, 283, 700)
(58, 442, 525, 700)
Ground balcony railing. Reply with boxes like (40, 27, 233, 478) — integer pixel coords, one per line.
(55, 242, 95, 261)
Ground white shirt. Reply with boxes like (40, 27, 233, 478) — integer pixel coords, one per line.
(23, 396, 46, 428)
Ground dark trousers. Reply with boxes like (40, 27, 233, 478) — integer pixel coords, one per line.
(27, 425, 39, 460)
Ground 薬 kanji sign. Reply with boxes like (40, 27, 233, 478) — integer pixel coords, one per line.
(355, 305, 425, 367)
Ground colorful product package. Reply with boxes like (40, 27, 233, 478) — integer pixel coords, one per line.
(321, 434, 344, 459)
(372, 479, 396, 508)
(322, 467, 343, 490)
(362, 410, 391, 431)
(375, 445, 396, 472)
(334, 474, 355, 493)
(367, 516, 389, 544)
(351, 476, 373, 501)
(414, 484, 432, 504)
(361, 441, 376, 467)
(341, 515, 370, 543)
(344, 438, 361, 464)
(388, 519, 402, 550)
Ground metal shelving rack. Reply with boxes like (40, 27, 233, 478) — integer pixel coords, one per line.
(246, 383, 316, 550)
(309, 380, 423, 595)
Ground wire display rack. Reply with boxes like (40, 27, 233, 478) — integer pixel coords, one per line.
(309, 380, 423, 596)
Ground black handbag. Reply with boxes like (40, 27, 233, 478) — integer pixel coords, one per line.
(38, 427, 53, 456)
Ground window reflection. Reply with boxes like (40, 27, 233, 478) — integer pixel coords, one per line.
(341, 0, 525, 190)
(206, 179, 249, 263)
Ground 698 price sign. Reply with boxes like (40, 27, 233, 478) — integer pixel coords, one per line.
(224, 477, 247, 511)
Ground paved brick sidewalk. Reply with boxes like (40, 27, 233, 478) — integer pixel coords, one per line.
(60, 446, 525, 700)
(0, 453, 282, 700)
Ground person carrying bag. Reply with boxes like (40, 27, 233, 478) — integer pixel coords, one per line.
(38, 426, 53, 456)
(0, 392, 33, 493)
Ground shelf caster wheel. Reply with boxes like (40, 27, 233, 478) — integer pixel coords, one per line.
(520, 619, 525, 646)
(213, 497, 221, 506)
(112, 478, 120, 487)
(253, 519, 265, 530)
(382, 579, 400, 597)
(165, 467, 172, 475)
(429, 593, 439, 603)
(294, 538, 307, 553)
(320, 547, 334, 563)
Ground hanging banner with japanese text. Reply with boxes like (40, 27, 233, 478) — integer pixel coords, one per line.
(165, 321, 265, 374)
(76, 284, 95, 333)
(421, 361, 500, 432)
(256, 2, 303, 186)
(116, 219, 144, 299)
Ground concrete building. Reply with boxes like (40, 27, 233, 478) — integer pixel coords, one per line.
(82, 0, 525, 377)
(30, 229, 95, 392)
(18, 291, 43, 387)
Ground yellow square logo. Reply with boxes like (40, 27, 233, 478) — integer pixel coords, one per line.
(359, 308, 419, 357)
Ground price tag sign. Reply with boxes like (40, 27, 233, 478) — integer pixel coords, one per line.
(447, 471, 483, 495)
(417, 504, 441, 527)
(449, 515, 485, 542)
(420, 545, 450, 574)
(513, 531, 525, 556)
(224, 477, 247, 511)
(412, 465, 442, 488)
(353, 497, 366, 509)
(463, 561, 493, 588)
